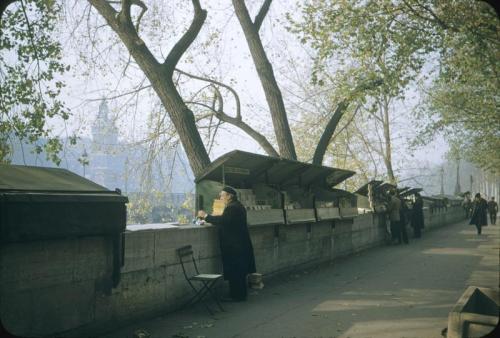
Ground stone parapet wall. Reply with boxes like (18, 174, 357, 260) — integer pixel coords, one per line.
(0, 206, 465, 337)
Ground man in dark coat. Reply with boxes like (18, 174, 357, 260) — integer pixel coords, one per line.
(487, 197, 498, 225)
(411, 193, 424, 238)
(198, 187, 256, 301)
(398, 194, 410, 244)
(469, 193, 488, 234)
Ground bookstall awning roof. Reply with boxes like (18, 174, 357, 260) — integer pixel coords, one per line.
(397, 186, 411, 194)
(354, 180, 384, 196)
(195, 150, 355, 189)
(400, 187, 423, 197)
(375, 182, 397, 194)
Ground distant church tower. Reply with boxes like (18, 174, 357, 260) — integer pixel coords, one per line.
(90, 99, 119, 189)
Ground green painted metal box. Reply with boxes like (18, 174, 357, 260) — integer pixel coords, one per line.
(0, 164, 128, 243)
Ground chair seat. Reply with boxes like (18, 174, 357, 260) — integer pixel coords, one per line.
(191, 274, 223, 281)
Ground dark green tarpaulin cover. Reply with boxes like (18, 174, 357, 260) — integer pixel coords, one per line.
(0, 164, 127, 202)
(0, 164, 108, 192)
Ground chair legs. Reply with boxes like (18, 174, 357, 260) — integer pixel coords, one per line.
(203, 280, 224, 312)
(182, 279, 224, 314)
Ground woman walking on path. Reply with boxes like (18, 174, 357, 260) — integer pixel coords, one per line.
(469, 193, 488, 235)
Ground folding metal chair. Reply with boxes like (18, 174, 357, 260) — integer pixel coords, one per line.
(176, 245, 224, 314)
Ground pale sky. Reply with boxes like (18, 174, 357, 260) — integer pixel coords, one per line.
(46, 0, 448, 174)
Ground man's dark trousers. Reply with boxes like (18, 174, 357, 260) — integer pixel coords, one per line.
(400, 223, 409, 244)
(390, 221, 400, 243)
(489, 212, 496, 225)
(228, 274, 247, 301)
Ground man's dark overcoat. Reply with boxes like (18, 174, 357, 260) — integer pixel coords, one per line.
(205, 200, 256, 280)
(411, 196, 425, 229)
(469, 198, 488, 226)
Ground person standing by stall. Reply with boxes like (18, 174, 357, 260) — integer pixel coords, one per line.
(411, 192, 425, 238)
(197, 187, 256, 301)
(462, 193, 472, 218)
(487, 197, 498, 225)
(469, 193, 488, 235)
(398, 193, 410, 244)
(388, 189, 402, 244)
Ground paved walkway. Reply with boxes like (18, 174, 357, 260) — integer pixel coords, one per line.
(101, 220, 499, 338)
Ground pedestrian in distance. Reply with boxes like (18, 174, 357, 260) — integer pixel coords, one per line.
(487, 197, 498, 225)
(387, 189, 402, 245)
(469, 193, 488, 235)
(197, 186, 256, 302)
(411, 192, 425, 238)
(462, 192, 472, 218)
(398, 193, 410, 244)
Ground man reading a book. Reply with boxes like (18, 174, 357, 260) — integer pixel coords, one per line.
(197, 187, 256, 301)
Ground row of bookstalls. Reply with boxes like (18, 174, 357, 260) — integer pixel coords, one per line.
(195, 151, 358, 226)
(194, 151, 463, 226)
(0, 151, 461, 246)
(353, 179, 463, 214)
(1, 151, 461, 245)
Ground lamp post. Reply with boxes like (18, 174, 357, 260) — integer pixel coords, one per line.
(440, 166, 445, 195)
(80, 149, 89, 177)
(454, 158, 461, 195)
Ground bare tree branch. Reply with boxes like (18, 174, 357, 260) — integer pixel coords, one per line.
(233, 0, 296, 159)
(19, 0, 43, 95)
(312, 100, 349, 165)
(312, 78, 383, 165)
(175, 68, 241, 119)
(132, 0, 147, 32)
(120, 0, 132, 23)
(185, 85, 279, 157)
(353, 118, 380, 176)
(254, 0, 272, 32)
(90, 0, 211, 176)
(331, 104, 361, 141)
(164, 0, 207, 76)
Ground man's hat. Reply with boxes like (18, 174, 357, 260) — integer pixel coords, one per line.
(222, 186, 237, 196)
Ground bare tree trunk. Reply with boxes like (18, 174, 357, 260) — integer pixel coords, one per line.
(89, 0, 210, 177)
(312, 78, 382, 165)
(312, 101, 348, 165)
(381, 97, 396, 184)
(232, 0, 296, 160)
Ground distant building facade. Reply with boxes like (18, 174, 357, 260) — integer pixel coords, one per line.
(88, 100, 124, 190)
(9, 100, 195, 198)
